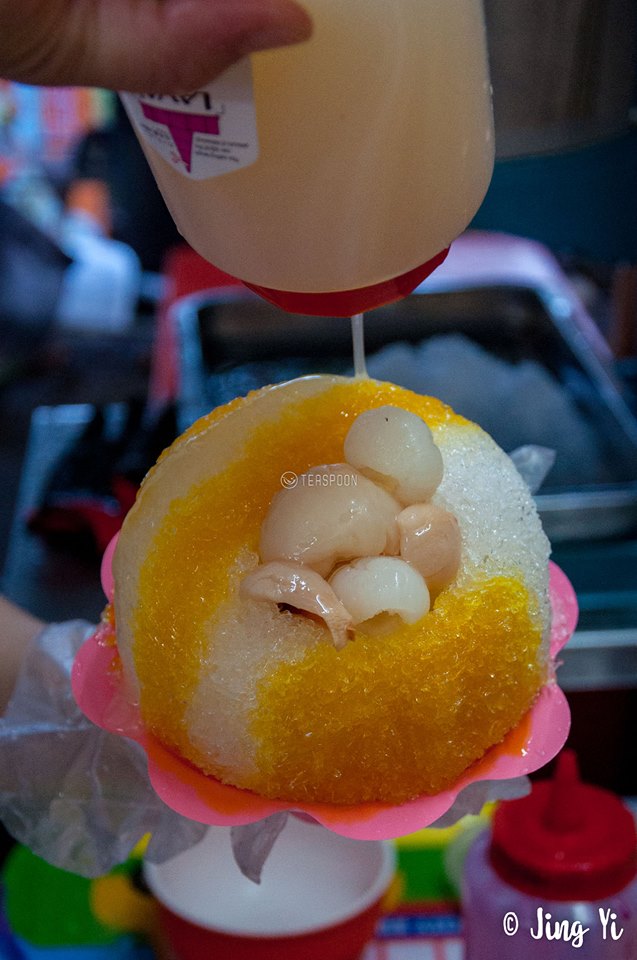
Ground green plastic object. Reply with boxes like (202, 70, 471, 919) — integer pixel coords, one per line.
(2, 846, 120, 947)
(396, 846, 457, 903)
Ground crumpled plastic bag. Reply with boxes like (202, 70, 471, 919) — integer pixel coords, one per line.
(430, 775, 530, 829)
(0, 620, 206, 878)
(231, 812, 290, 883)
(509, 445, 556, 495)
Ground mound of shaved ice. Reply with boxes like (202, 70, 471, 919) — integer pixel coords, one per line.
(115, 378, 551, 804)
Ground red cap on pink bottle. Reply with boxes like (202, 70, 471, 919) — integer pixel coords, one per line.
(490, 750, 637, 902)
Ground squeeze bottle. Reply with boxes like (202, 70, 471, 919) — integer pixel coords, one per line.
(462, 751, 637, 959)
(121, 0, 494, 315)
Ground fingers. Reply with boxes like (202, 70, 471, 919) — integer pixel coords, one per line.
(0, 0, 313, 91)
(98, 0, 314, 93)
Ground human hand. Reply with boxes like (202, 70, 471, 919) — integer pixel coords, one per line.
(0, 0, 312, 92)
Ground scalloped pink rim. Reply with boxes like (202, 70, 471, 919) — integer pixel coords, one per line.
(72, 546, 576, 840)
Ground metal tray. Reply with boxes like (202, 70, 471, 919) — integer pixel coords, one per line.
(174, 234, 637, 542)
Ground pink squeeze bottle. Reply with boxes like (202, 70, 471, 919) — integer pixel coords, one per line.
(462, 751, 637, 959)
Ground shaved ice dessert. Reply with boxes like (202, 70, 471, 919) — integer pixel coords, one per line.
(112, 375, 551, 805)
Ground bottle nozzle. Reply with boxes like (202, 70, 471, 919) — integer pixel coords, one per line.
(543, 749, 585, 834)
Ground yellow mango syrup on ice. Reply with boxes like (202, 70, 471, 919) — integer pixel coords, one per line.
(112, 376, 551, 806)
(121, 0, 494, 314)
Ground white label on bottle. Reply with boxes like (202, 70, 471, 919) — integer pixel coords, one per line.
(120, 59, 258, 180)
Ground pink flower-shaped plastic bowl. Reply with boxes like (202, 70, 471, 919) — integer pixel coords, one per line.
(71, 536, 577, 841)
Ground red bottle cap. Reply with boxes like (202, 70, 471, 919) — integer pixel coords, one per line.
(490, 750, 637, 901)
(243, 248, 449, 317)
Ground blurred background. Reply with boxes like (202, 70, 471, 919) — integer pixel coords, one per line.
(0, 1, 636, 943)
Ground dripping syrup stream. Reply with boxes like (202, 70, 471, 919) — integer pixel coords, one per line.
(351, 313, 368, 378)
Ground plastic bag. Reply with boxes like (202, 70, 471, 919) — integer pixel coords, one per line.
(0, 621, 206, 878)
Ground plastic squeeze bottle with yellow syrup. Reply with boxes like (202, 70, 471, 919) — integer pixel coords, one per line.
(122, 0, 494, 315)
